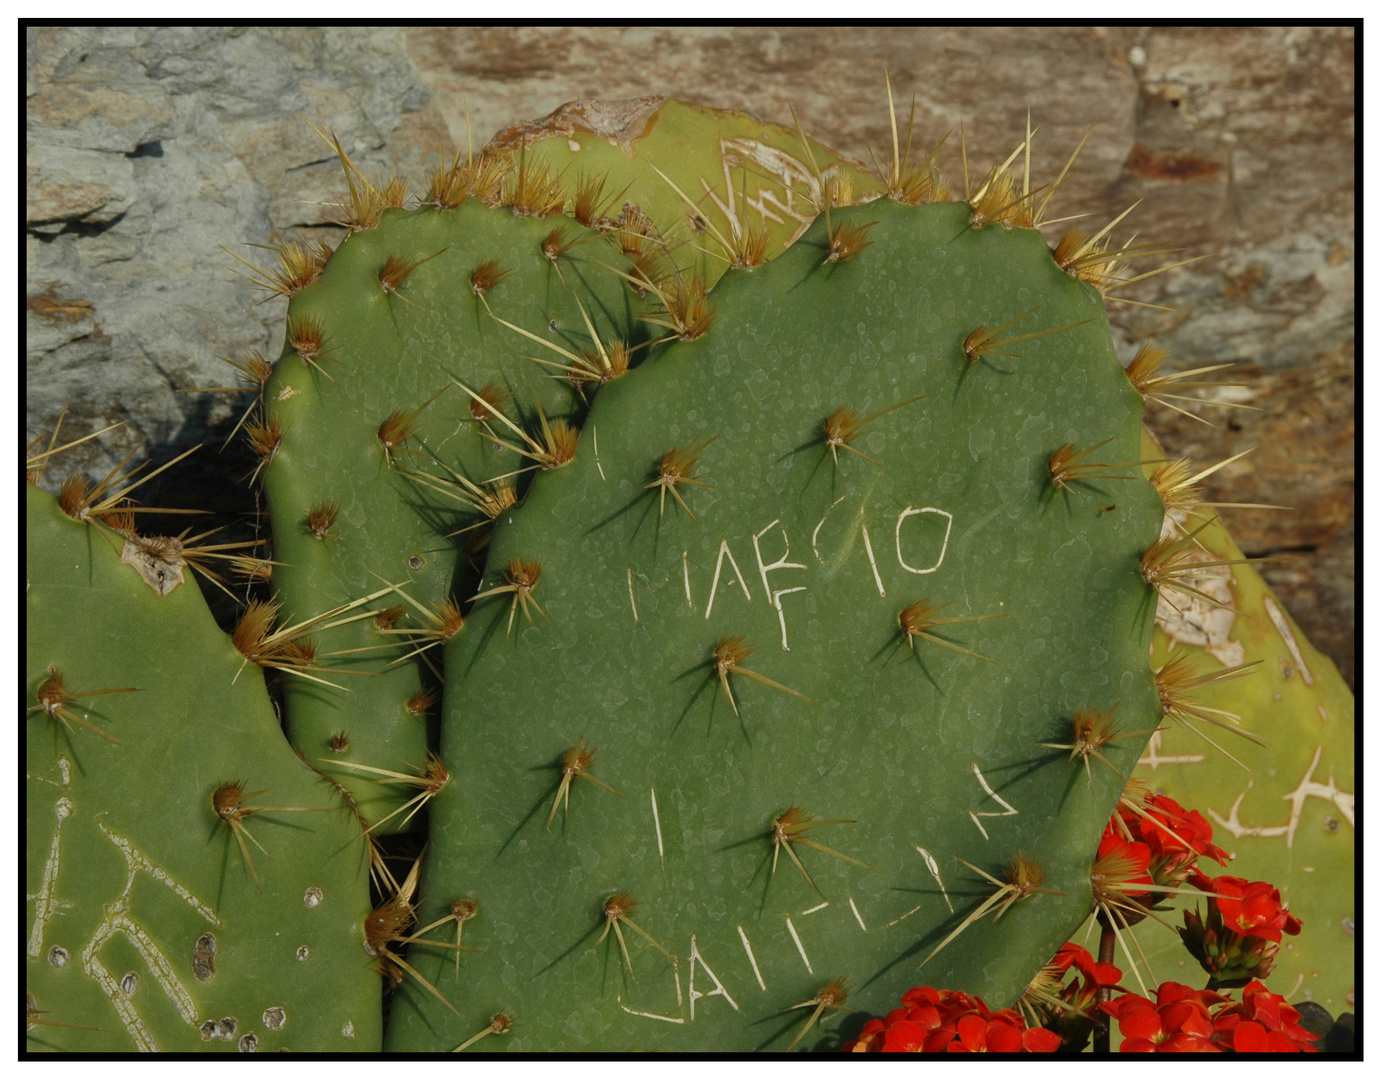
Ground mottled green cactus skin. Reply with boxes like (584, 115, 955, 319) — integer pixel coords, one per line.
(26, 484, 380, 1052)
(497, 98, 881, 289)
(386, 198, 1166, 1050)
(262, 201, 640, 826)
(1133, 489, 1355, 1015)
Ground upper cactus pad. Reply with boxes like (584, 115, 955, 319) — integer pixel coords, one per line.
(386, 198, 1167, 1050)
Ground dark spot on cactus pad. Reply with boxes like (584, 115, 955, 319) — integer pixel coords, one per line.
(192, 932, 216, 981)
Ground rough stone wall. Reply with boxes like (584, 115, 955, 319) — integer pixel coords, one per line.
(25, 26, 1353, 684)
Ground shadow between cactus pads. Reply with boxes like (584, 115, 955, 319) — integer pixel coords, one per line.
(385, 198, 1167, 1050)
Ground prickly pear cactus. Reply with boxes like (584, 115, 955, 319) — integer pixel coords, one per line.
(259, 189, 641, 828)
(26, 484, 380, 1052)
(386, 197, 1167, 1050)
(1133, 446, 1355, 1014)
(486, 97, 882, 289)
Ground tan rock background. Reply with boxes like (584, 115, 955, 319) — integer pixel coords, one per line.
(26, 26, 1354, 685)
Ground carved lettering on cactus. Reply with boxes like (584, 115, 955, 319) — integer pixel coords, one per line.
(617, 1000, 684, 1024)
(811, 495, 851, 564)
(650, 788, 665, 860)
(76, 824, 219, 1049)
(966, 762, 1019, 840)
(785, 917, 813, 973)
(895, 506, 954, 575)
(27, 796, 73, 957)
(861, 524, 886, 596)
(751, 519, 806, 604)
(688, 934, 739, 1019)
(737, 924, 766, 991)
(704, 539, 753, 618)
(915, 845, 954, 913)
(1209, 744, 1354, 846)
(1137, 729, 1205, 771)
(748, 521, 810, 649)
(772, 587, 807, 650)
(28, 754, 72, 789)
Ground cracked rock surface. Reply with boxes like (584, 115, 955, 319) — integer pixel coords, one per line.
(25, 26, 1353, 683)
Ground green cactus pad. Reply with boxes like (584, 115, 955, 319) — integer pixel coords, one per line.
(1133, 474, 1355, 1015)
(261, 199, 641, 827)
(487, 97, 883, 290)
(26, 484, 380, 1052)
(386, 198, 1166, 1051)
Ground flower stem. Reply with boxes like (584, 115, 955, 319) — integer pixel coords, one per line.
(1093, 924, 1117, 1053)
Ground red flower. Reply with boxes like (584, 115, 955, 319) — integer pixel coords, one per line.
(948, 1012, 1025, 1053)
(1136, 795, 1228, 861)
(844, 986, 1059, 1053)
(1096, 829, 1153, 898)
(1180, 875, 1303, 988)
(1102, 982, 1227, 1052)
(1213, 877, 1303, 943)
(1052, 941, 1123, 996)
(845, 1018, 887, 1053)
(1211, 980, 1320, 1053)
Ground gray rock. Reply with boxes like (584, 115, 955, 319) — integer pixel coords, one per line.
(26, 26, 434, 488)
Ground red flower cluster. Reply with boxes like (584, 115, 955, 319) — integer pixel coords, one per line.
(1037, 942, 1124, 1048)
(1199, 873, 1303, 943)
(1180, 870, 1303, 987)
(1212, 980, 1320, 1052)
(844, 986, 1060, 1053)
(1102, 980, 1318, 1053)
(1121, 793, 1229, 885)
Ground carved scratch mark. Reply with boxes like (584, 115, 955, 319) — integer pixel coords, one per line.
(1264, 596, 1313, 686)
(1137, 729, 1206, 771)
(77, 824, 220, 1048)
(682, 550, 693, 608)
(966, 763, 1018, 841)
(29, 755, 72, 788)
(593, 426, 606, 481)
(896, 506, 953, 575)
(861, 524, 886, 596)
(848, 896, 867, 931)
(100, 824, 219, 925)
(916, 845, 954, 913)
(752, 519, 806, 605)
(785, 917, 813, 973)
(28, 796, 73, 957)
(689, 934, 738, 1019)
(801, 901, 829, 915)
(626, 567, 640, 625)
(811, 495, 850, 564)
(705, 539, 752, 619)
(650, 788, 664, 860)
(887, 904, 922, 928)
(1208, 745, 1353, 847)
(737, 924, 766, 990)
(82, 945, 157, 1051)
(772, 587, 806, 651)
(618, 999, 684, 1024)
